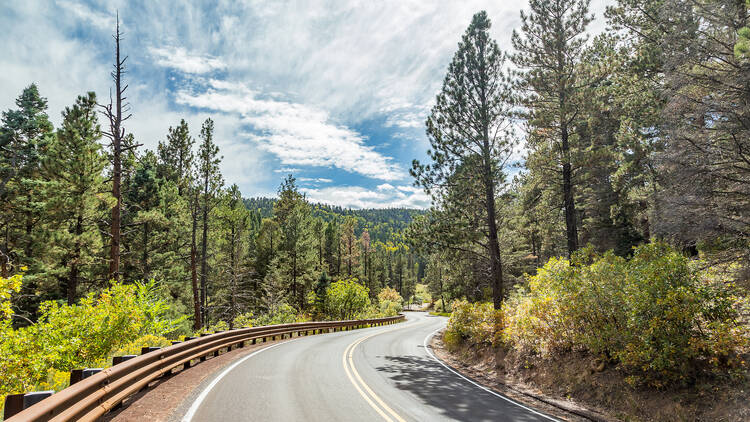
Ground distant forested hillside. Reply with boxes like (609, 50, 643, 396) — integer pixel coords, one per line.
(243, 197, 424, 243)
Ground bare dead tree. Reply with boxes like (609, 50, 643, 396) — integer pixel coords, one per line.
(101, 13, 133, 283)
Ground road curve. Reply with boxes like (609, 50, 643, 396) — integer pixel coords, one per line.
(181, 312, 557, 422)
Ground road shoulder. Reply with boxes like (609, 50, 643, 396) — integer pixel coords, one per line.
(428, 329, 603, 422)
(100, 337, 293, 422)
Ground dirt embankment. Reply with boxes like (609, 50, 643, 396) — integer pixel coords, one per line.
(431, 332, 750, 422)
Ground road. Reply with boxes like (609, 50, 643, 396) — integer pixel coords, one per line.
(181, 312, 557, 422)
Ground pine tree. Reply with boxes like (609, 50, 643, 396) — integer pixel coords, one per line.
(323, 220, 339, 276)
(360, 229, 371, 290)
(512, 0, 594, 257)
(41, 92, 109, 304)
(197, 118, 223, 325)
(270, 176, 317, 310)
(212, 184, 252, 326)
(157, 119, 194, 195)
(412, 11, 515, 310)
(0, 84, 54, 280)
(340, 217, 359, 277)
(156, 119, 198, 327)
(656, 0, 750, 262)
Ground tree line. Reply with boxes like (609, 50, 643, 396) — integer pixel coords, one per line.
(0, 18, 421, 331)
(412, 0, 750, 309)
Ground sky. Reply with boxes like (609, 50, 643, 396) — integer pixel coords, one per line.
(0, 0, 612, 209)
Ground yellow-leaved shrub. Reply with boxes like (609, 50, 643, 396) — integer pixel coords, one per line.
(502, 243, 748, 386)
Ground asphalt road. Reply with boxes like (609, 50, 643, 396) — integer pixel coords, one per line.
(181, 312, 557, 422)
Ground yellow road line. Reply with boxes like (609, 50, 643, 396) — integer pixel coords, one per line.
(343, 336, 394, 422)
(342, 323, 412, 422)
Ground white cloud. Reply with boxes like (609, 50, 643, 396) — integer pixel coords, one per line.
(299, 177, 333, 184)
(1, 0, 615, 208)
(302, 184, 430, 209)
(176, 80, 406, 181)
(56, 0, 114, 31)
(149, 46, 226, 74)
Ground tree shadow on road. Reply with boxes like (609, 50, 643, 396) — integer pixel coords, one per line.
(375, 351, 551, 422)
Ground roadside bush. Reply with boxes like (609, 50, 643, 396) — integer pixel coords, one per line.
(111, 334, 173, 357)
(325, 278, 370, 320)
(0, 280, 181, 408)
(379, 300, 402, 317)
(433, 298, 452, 313)
(253, 303, 300, 326)
(232, 312, 254, 328)
(193, 320, 230, 336)
(376, 287, 403, 317)
(414, 283, 431, 304)
(503, 243, 748, 386)
(377, 286, 402, 304)
(444, 300, 501, 351)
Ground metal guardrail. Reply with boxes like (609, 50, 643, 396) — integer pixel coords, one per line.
(5, 315, 404, 422)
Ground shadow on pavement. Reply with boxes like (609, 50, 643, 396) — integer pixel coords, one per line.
(376, 351, 552, 422)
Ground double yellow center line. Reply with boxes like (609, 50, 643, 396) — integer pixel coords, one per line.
(342, 325, 409, 422)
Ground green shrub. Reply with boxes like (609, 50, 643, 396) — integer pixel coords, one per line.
(414, 283, 431, 303)
(253, 303, 299, 326)
(444, 300, 501, 351)
(503, 243, 748, 386)
(194, 320, 230, 336)
(0, 280, 181, 407)
(110, 334, 173, 357)
(325, 278, 370, 320)
(433, 298, 452, 313)
(233, 312, 254, 328)
(375, 287, 402, 317)
(378, 300, 402, 317)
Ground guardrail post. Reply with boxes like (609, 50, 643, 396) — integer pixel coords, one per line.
(70, 368, 102, 385)
(113, 355, 137, 365)
(4, 390, 55, 419)
(141, 347, 161, 355)
(181, 337, 196, 368)
(199, 334, 210, 361)
(70, 369, 83, 385)
(4, 393, 24, 419)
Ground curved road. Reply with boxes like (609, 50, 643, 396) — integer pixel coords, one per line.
(181, 312, 557, 422)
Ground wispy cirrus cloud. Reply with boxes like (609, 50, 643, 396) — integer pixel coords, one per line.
(148, 46, 226, 74)
(56, 0, 114, 31)
(174, 79, 405, 181)
(2, 0, 614, 209)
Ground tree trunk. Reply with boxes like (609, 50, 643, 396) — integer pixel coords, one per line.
(107, 17, 125, 283)
(229, 226, 236, 329)
(142, 222, 149, 279)
(561, 122, 579, 257)
(291, 253, 297, 308)
(483, 154, 504, 310)
(68, 215, 83, 305)
(191, 200, 202, 330)
(200, 178, 210, 326)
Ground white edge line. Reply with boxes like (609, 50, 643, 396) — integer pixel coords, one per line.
(182, 341, 289, 422)
(423, 327, 560, 422)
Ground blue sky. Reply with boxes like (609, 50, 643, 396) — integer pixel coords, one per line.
(0, 0, 610, 209)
